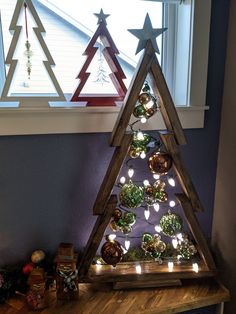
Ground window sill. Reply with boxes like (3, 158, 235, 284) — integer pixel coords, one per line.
(0, 105, 208, 136)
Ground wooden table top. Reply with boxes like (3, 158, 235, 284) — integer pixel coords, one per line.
(0, 278, 230, 314)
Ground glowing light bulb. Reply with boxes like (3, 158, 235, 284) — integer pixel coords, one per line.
(144, 208, 150, 220)
(168, 177, 176, 187)
(169, 200, 176, 207)
(96, 260, 102, 265)
(153, 203, 160, 212)
(172, 238, 178, 249)
(121, 246, 128, 254)
(135, 265, 142, 274)
(153, 174, 160, 180)
(108, 234, 116, 241)
(192, 263, 199, 273)
(177, 233, 183, 242)
(140, 151, 146, 159)
(141, 117, 147, 124)
(155, 225, 162, 233)
(168, 262, 174, 272)
(143, 179, 150, 187)
(128, 167, 134, 178)
(120, 176, 126, 184)
(137, 131, 144, 141)
(125, 240, 130, 251)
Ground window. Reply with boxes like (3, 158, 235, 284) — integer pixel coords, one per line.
(0, 0, 211, 135)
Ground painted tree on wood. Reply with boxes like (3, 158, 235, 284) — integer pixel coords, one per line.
(0, 0, 65, 107)
(70, 9, 127, 106)
(78, 14, 216, 288)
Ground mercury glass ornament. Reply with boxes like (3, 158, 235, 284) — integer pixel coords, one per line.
(119, 181, 144, 209)
(109, 220, 119, 232)
(148, 151, 172, 175)
(160, 212, 182, 237)
(141, 234, 166, 259)
(177, 239, 197, 260)
(101, 240, 123, 266)
(133, 104, 146, 118)
(123, 211, 136, 226)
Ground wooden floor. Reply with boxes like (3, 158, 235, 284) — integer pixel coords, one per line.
(0, 278, 230, 314)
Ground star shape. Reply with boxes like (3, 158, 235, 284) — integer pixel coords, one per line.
(94, 9, 110, 25)
(128, 14, 167, 54)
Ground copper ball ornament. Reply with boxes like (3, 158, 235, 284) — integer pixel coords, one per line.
(112, 208, 122, 222)
(148, 151, 172, 175)
(31, 250, 45, 264)
(138, 92, 151, 105)
(101, 240, 123, 266)
(109, 220, 119, 232)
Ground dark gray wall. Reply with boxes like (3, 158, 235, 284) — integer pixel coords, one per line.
(0, 0, 229, 287)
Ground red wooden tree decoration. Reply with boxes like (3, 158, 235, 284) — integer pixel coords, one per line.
(70, 9, 127, 106)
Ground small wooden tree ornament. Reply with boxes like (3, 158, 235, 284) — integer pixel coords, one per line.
(54, 243, 79, 300)
(26, 268, 48, 310)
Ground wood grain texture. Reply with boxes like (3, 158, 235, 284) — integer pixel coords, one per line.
(93, 134, 132, 215)
(160, 132, 204, 212)
(78, 195, 118, 279)
(176, 193, 216, 271)
(149, 56, 186, 145)
(110, 41, 155, 147)
(1, 278, 229, 314)
(113, 279, 182, 290)
(83, 260, 216, 283)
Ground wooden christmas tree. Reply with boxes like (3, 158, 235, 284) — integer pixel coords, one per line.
(78, 14, 216, 288)
(70, 9, 127, 106)
(0, 0, 65, 107)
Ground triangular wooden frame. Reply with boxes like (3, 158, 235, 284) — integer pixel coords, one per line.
(78, 40, 217, 286)
(70, 18, 127, 106)
(0, 0, 65, 107)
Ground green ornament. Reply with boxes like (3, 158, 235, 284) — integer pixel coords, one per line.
(116, 218, 127, 228)
(142, 233, 153, 243)
(119, 181, 144, 209)
(150, 251, 161, 259)
(133, 104, 146, 118)
(160, 212, 182, 237)
(177, 241, 197, 260)
(122, 225, 132, 234)
(123, 211, 136, 226)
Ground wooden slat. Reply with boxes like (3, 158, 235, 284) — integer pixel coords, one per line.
(176, 193, 216, 271)
(160, 132, 204, 212)
(149, 55, 186, 145)
(78, 195, 118, 279)
(110, 40, 155, 147)
(83, 260, 216, 283)
(93, 133, 132, 215)
(113, 279, 182, 290)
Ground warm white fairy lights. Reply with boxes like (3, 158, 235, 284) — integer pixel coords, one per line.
(153, 174, 160, 180)
(155, 225, 162, 233)
(144, 208, 150, 220)
(177, 233, 184, 242)
(140, 151, 146, 159)
(135, 264, 142, 274)
(125, 240, 131, 251)
(141, 117, 147, 124)
(120, 176, 126, 184)
(192, 263, 199, 273)
(153, 203, 160, 212)
(169, 200, 176, 207)
(172, 238, 178, 249)
(168, 262, 174, 272)
(137, 131, 144, 141)
(108, 234, 116, 241)
(168, 177, 176, 187)
(128, 167, 134, 178)
(143, 179, 150, 187)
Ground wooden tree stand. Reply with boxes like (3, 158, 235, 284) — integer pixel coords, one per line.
(77, 20, 217, 289)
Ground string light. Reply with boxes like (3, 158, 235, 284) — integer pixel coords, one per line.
(172, 238, 178, 249)
(168, 177, 176, 187)
(140, 151, 146, 159)
(168, 262, 174, 272)
(120, 176, 126, 184)
(169, 200, 176, 207)
(177, 233, 183, 242)
(153, 203, 160, 212)
(135, 264, 142, 274)
(153, 174, 160, 180)
(96, 259, 102, 269)
(125, 240, 131, 251)
(137, 131, 144, 141)
(192, 263, 199, 273)
(128, 167, 134, 178)
(155, 225, 162, 233)
(143, 179, 150, 187)
(144, 208, 150, 220)
(108, 234, 116, 241)
(141, 117, 147, 124)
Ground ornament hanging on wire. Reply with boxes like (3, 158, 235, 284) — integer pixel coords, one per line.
(128, 131, 151, 159)
(119, 180, 144, 209)
(141, 233, 166, 260)
(176, 235, 197, 260)
(145, 179, 168, 204)
(159, 210, 182, 237)
(133, 82, 158, 120)
(24, 3, 33, 82)
(148, 151, 172, 175)
(110, 209, 136, 234)
(101, 236, 123, 266)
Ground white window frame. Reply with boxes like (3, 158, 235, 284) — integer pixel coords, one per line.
(0, 13, 5, 96)
(0, 0, 211, 136)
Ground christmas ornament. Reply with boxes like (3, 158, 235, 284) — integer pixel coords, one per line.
(148, 151, 172, 175)
(24, 3, 33, 80)
(133, 82, 158, 120)
(110, 211, 136, 235)
(177, 236, 197, 260)
(101, 239, 123, 266)
(141, 233, 166, 259)
(129, 132, 151, 159)
(112, 208, 122, 222)
(31, 250, 45, 264)
(119, 181, 144, 209)
(22, 262, 35, 275)
(145, 180, 168, 204)
(160, 211, 182, 237)
(123, 211, 136, 226)
(109, 220, 119, 232)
